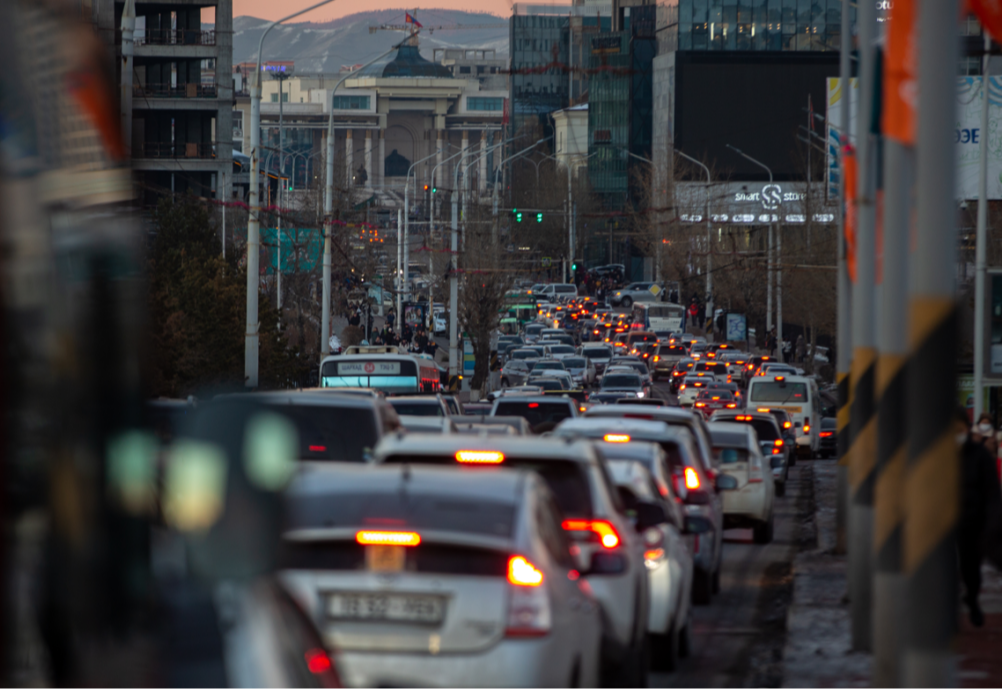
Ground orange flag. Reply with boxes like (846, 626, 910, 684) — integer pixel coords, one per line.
(843, 144, 858, 283)
(970, 0, 1002, 43)
(884, 0, 917, 145)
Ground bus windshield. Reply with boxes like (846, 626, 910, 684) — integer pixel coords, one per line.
(321, 359, 420, 394)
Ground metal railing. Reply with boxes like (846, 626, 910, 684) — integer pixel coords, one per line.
(136, 29, 216, 46)
(134, 83, 217, 99)
(135, 142, 215, 159)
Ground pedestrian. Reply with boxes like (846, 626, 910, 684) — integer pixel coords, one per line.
(955, 406, 1002, 627)
(688, 298, 701, 331)
(795, 334, 806, 364)
(766, 327, 777, 356)
(387, 308, 395, 329)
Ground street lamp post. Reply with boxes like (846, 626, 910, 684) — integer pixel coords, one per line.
(321, 40, 404, 356)
(727, 145, 777, 349)
(401, 148, 448, 334)
(248, 0, 339, 386)
(674, 150, 712, 331)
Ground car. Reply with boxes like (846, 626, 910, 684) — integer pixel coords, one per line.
(626, 331, 659, 355)
(371, 436, 656, 685)
(745, 374, 823, 458)
(668, 359, 697, 393)
(678, 374, 715, 407)
(432, 308, 447, 334)
(489, 395, 578, 433)
(509, 347, 543, 365)
(528, 372, 575, 391)
(553, 418, 725, 605)
(217, 391, 398, 463)
(600, 372, 650, 399)
(603, 452, 693, 671)
(281, 463, 602, 687)
(707, 410, 790, 497)
(524, 323, 545, 343)
(388, 395, 450, 417)
(755, 407, 797, 462)
(538, 283, 579, 300)
(692, 389, 739, 419)
(693, 361, 731, 383)
(651, 345, 689, 381)
(562, 356, 597, 388)
(543, 343, 578, 360)
(719, 351, 750, 384)
(398, 416, 458, 434)
(610, 283, 661, 308)
(609, 357, 653, 386)
(501, 359, 531, 388)
(706, 422, 776, 543)
(746, 355, 777, 378)
(590, 391, 636, 404)
(530, 358, 568, 375)
(818, 416, 837, 458)
(758, 362, 799, 378)
(581, 345, 614, 374)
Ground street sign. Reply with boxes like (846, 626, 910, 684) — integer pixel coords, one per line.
(726, 313, 747, 342)
(542, 257, 552, 268)
(649, 284, 662, 296)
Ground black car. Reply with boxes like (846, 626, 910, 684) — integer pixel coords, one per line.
(818, 416, 837, 458)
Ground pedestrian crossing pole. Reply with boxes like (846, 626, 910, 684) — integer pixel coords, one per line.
(835, 0, 854, 556)
(847, 0, 878, 652)
(902, 0, 959, 684)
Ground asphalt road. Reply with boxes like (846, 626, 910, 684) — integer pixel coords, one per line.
(648, 380, 809, 688)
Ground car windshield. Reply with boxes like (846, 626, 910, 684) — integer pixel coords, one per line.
(713, 447, 749, 464)
(602, 374, 642, 388)
(549, 345, 575, 355)
(261, 403, 379, 462)
(697, 390, 733, 401)
(582, 348, 612, 359)
(534, 361, 565, 371)
(512, 350, 537, 360)
(750, 381, 808, 403)
(563, 357, 586, 369)
(389, 401, 443, 417)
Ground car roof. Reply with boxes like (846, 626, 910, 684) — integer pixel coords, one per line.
(555, 417, 690, 441)
(216, 391, 374, 409)
(711, 410, 779, 426)
(586, 404, 699, 424)
(389, 396, 441, 404)
(398, 416, 456, 432)
(706, 422, 756, 447)
(593, 439, 663, 462)
(373, 434, 598, 464)
(493, 395, 574, 404)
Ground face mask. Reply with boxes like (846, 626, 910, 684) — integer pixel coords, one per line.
(979, 423, 994, 435)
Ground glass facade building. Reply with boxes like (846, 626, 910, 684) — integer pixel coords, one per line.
(510, 12, 571, 140)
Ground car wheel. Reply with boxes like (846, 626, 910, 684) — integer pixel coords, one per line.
(650, 623, 679, 672)
(775, 479, 786, 498)
(622, 296, 633, 308)
(692, 568, 712, 605)
(753, 512, 775, 544)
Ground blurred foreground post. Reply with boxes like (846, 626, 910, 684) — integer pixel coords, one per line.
(848, 0, 877, 651)
(903, 0, 959, 683)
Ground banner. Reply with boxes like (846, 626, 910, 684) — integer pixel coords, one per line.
(883, 0, 916, 145)
(970, 0, 1002, 44)
(843, 144, 858, 283)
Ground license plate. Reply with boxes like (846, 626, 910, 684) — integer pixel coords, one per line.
(366, 545, 406, 572)
(328, 593, 445, 624)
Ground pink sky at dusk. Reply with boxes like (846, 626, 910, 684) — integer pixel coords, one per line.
(229, 0, 513, 22)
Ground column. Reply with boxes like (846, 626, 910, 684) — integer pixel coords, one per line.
(479, 132, 488, 194)
(460, 130, 469, 191)
(378, 128, 385, 188)
(365, 130, 373, 189)
(345, 129, 353, 184)
(435, 130, 444, 188)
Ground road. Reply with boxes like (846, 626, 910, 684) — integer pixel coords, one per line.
(648, 379, 811, 688)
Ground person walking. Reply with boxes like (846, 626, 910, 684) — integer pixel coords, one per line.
(765, 327, 777, 356)
(688, 298, 701, 331)
(953, 407, 1002, 627)
(795, 334, 806, 364)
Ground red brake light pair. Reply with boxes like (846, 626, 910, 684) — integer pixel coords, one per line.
(562, 519, 620, 548)
(820, 431, 833, 437)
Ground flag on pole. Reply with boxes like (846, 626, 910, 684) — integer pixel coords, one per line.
(843, 143, 858, 282)
(883, 0, 916, 144)
(405, 12, 423, 27)
(971, 0, 1002, 43)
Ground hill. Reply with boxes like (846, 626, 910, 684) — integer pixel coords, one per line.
(231, 9, 509, 73)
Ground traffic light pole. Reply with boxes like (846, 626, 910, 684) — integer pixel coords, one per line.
(402, 148, 446, 335)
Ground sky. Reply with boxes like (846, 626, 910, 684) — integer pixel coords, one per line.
(229, 0, 514, 22)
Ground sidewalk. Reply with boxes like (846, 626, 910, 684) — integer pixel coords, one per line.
(782, 461, 1002, 687)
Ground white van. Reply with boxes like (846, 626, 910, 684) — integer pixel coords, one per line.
(538, 283, 578, 300)
(745, 374, 821, 458)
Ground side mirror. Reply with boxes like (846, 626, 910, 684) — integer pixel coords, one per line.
(715, 473, 738, 491)
(634, 501, 668, 532)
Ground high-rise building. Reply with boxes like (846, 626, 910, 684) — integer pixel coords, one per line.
(91, 0, 233, 206)
(509, 5, 571, 142)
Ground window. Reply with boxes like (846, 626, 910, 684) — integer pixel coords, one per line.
(467, 97, 503, 111)
(270, 93, 278, 102)
(459, 66, 471, 74)
(331, 95, 370, 110)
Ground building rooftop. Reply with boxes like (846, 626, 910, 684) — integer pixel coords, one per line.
(356, 44, 454, 79)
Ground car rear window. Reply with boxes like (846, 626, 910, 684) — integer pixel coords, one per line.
(389, 401, 443, 417)
(582, 348, 613, 359)
(381, 455, 593, 517)
(713, 447, 749, 464)
(280, 541, 510, 577)
(494, 401, 574, 425)
(719, 417, 780, 441)
(697, 390, 734, 400)
(563, 357, 587, 368)
(659, 345, 687, 356)
(534, 361, 566, 371)
(602, 374, 642, 388)
(750, 382, 808, 403)
(263, 404, 379, 462)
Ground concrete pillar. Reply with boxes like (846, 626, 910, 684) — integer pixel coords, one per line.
(365, 129, 373, 189)
(215, 0, 233, 200)
(461, 130, 469, 191)
(435, 129, 444, 189)
(479, 132, 488, 193)
(378, 128, 385, 187)
(345, 129, 353, 184)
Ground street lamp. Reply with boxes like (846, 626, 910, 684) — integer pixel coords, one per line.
(674, 149, 712, 330)
(247, 0, 340, 387)
(726, 144, 779, 349)
(321, 39, 406, 356)
(401, 147, 448, 334)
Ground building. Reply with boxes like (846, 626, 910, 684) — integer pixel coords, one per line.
(91, 0, 233, 205)
(553, 104, 589, 171)
(433, 49, 507, 91)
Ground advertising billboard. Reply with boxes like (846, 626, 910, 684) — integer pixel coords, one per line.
(827, 76, 1002, 200)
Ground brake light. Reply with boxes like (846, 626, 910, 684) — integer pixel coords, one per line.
(508, 555, 544, 586)
(604, 434, 631, 443)
(456, 450, 504, 464)
(356, 531, 421, 546)
(694, 402, 706, 408)
(820, 431, 833, 437)
(773, 447, 782, 455)
(308, 445, 327, 452)
(305, 648, 333, 675)
(775, 439, 784, 447)
(562, 519, 621, 548)
(679, 384, 686, 391)
(711, 396, 720, 401)
(804, 424, 811, 433)
(644, 548, 666, 567)
(685, 466, 701, 490)
(783, 421, 792, 429)
(653, 355, 660, 362)
(757, 408, 770, 412)
(735, 415, 752, 421)
(726, 403, 737, 408)
(528, 402, 539, 408)
(775, 376, 785, 382)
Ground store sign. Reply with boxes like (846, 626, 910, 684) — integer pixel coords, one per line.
(676, 182, 834, 225)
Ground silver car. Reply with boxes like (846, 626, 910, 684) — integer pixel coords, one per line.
(610, 282, 661, 308)
(562, 356, 597, 388)
(501, 359, 531, 388)
(281, 463, 602, 687)
(581, 345, 614, 375)
(372, 435, 657, 686)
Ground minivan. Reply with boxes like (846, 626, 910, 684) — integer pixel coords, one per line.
(745, 374, 821, 458)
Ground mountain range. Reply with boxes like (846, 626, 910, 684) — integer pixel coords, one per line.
(230, 9, 509, 73)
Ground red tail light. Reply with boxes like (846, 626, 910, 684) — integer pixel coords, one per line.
(820, 431, 833, 437)
(804, 424, 811, 433)
(562, 519, 620, 548)
(694, 402, 706, 408)
(305, 648, 334, 675)
(774, 439, 784, 447)
(508, 555, 544, 586)
(726, 403, 737, 408)
(685, 466, 701, 490)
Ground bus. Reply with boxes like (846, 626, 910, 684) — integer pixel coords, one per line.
(319, 346, 442, 395)
(632, 302, 685, 333)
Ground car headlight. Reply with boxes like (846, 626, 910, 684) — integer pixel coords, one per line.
(637, 392, 645, 398)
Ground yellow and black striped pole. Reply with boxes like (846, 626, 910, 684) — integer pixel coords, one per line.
(847, 0, 877, 652)
(872, 140, 912, 687)
(902, 0, 959, 683)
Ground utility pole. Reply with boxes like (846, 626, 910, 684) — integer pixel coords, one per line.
(975, 34, 991, 420)
(903, 0, 959, 683)
(275, 70, 291, 310)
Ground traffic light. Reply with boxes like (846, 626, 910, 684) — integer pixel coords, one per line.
(516, 212, 523, 222)
(423, 184, 430, 191)
(536, 212, 543, 223)
(432, 186, 437, 194)
(572, 261, 578, 271)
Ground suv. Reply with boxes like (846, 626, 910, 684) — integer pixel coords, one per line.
(652, 345, 689, 381)
(539, 283, 579, 300)
(490, 395, 578, 433)
(706, 422, 775, 543)
(610, 283, 661, 308)
(372, 436, 656, 685)
(581, 345, 614, 375)
(707, 410, 790, 496)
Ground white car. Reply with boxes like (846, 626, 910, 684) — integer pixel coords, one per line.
(603, 448, 693, 671)
(677, 374, 714, 407)
(543, 343, 577, 360)
(706, 422, 775, 543)
(562, 356, 597, 388)
(281, 463, 602, 687)
(528, 369, 574, 390)
(433, 310, 447, 334)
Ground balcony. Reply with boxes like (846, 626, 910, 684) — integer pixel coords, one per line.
(137, 29, 216, 46)
(134, 83, 217, 99)
(136, 142, 215, 159)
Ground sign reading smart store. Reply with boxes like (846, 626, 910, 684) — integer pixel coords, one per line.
(675, 182, 835, 225)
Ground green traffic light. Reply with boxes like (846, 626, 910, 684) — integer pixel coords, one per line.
(432, 187, 437, 193)
(536, 212, 543, 223)
(516, 212, 523, 222)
